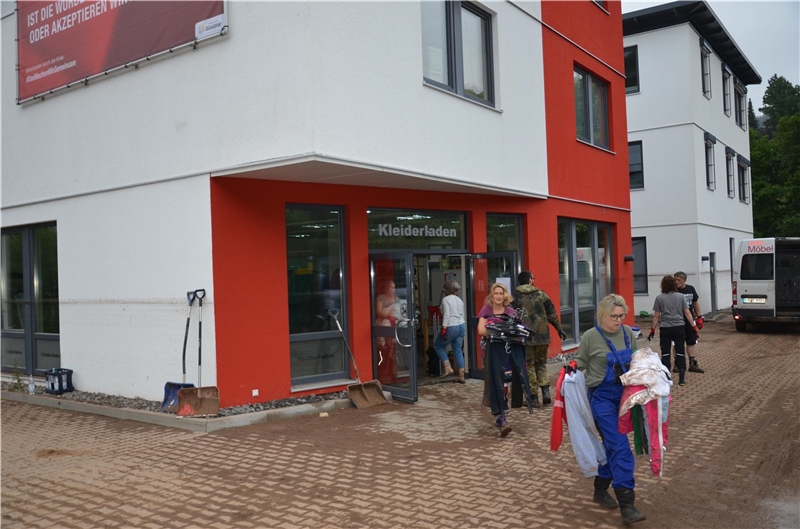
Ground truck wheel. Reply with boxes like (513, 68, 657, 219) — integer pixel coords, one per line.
(735, 320, 746, 332)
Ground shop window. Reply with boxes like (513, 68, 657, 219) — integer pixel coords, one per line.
(629, 141, 644, 189)
(486, 214, 522, 254)
(421, 1, 494, 106)
(558, 219, 614, 342)
(632, 237, 648, 294)
(624, 46, 639, 94)
(574, 67, 609, 149)
(1, 224, 60, 374)
(286, 206, 347, 384)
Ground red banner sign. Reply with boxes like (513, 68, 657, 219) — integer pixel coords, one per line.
(17, 0, 225, 101)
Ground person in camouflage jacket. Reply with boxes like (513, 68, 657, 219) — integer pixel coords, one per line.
(512, 270, 567, 407)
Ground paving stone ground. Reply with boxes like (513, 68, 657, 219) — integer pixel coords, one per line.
(2, 315, 799, 529)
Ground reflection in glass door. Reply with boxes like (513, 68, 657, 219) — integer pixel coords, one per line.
(467, 252, 518, 380)
(370, 252, 418, 403)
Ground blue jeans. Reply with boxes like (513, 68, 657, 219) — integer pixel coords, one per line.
(434, 323, 465, 369)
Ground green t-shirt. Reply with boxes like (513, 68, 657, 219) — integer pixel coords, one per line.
(576, 325, 639, 388)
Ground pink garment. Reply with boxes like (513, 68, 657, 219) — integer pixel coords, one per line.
(618, 384, 671, 476)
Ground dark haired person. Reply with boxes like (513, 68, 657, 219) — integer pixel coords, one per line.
(674, 272, 705, 374)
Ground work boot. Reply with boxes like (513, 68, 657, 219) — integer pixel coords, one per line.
(495, 415, 512, 437)
(541, 385, 552, 405)
(592, 477, 618, 509)
(440, 361, 454, 378)
(672, 364, 679, 373)
(614, 488, 646, 524)
(531, 395, 540, 408)
(688, 359, 705, 373)
(456, 368, 465, 384)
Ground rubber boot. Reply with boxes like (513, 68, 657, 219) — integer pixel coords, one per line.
(531, 394, 540, 408)
(541, 386, 552, 405)
(614, 488, 646, 524)
(592, 477, 618, 509)
(456, 368, 465, 384)
(688, 358, 705, 373)
(440, 361, 454, 378)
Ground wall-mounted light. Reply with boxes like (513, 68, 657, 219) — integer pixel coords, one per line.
(624, 255, 635, 262)
(701, 256, 710, 262)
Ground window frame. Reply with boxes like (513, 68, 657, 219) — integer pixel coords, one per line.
(632, 237, 648, 294)
(701, 41, 712, 99)
(726, 148, 736, 198)
(624, 45, 639, 94)
(574, 66, 610, 149)
(421, 1, 495, 107)
(285, 204, 349, 386)
(722, 66, 731, 116)
(704, 133, 716, 190)
(738, 158, 750, 204)
(734, 80, 747, 129)
(628, 141, 644, 189)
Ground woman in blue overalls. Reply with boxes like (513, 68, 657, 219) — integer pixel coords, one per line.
(576, 294, 646, 524)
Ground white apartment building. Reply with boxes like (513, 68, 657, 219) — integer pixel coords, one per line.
(623, 0, 761, 316)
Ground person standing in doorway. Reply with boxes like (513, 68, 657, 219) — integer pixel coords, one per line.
(648, 275, 696, 386)
(674, 271, 705, 374)
(512, 270, 567, 407)
(433, 280, 465, 382)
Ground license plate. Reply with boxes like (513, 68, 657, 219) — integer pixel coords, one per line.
(743, 297, 766, 304)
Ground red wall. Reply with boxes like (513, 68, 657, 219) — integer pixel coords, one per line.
(211, 177, 633, 406)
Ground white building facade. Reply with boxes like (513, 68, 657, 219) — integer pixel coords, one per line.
(623, 1, 761, 317)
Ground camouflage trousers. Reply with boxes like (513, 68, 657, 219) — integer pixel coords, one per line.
(525, 344, 550, 387)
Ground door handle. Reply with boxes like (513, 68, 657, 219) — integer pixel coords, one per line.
(395, 317, 416, 348)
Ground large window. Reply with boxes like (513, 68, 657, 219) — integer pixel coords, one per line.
(722, 67, 731, 116)
(632, 237, 648, 294)
(735, 82, 747, 129)
(1, 224, 60, 374)
(486, 214, 522, 254)
(705, 136, 716, 190)
(629, 141, 644, 189)
(624, 46, 639, 94)
(286, 206, 347, 384)
(741, 254, 773, 280)
(574, 68, 609, 149)
(738, 157, 751, 204)
(726, 148, 736, 198)
(421, 1, 493, 106)
(558, 219, 614, 342)
(701, 42, 712, 99)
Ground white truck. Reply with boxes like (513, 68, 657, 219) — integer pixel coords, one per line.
(731, 237, 800, 331)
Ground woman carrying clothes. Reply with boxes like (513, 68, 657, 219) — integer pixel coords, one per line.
(648, 275, 697, 387)
(477, 282, 528, 437)
(434, 280, 466, 382)
(576, 294, 646, 524)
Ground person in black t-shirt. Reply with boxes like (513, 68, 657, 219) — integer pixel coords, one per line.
(674, 272, 705, 373)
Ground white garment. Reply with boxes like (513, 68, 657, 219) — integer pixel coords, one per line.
(619, 347, 672, 414)
(561, 370, 607, 478)
(440, 295, 465, 327)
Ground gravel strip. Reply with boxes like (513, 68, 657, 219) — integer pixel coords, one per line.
(1, 381, 348, 416)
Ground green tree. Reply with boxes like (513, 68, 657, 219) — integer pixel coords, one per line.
(748, 99, 759, 131)
(758, 74, 800, 135)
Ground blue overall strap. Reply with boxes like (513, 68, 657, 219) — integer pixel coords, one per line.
(595, 325, 631, 372)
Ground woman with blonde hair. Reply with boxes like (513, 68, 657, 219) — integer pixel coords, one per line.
(477, 282, 528, 437)
(576, 293, 645, 524)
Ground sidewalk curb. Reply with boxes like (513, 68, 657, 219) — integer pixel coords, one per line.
(1, 390, 393, 433)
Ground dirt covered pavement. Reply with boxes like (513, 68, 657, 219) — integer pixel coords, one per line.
(2, 315, 799, 529)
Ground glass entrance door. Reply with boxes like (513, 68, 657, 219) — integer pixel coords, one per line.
(466, 252, 518, 379)
(370, 252, 418, 403)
